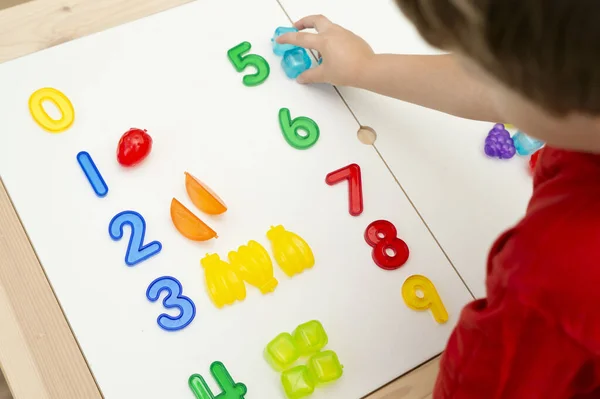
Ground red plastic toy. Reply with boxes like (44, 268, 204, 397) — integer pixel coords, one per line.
(117, 128, 153, 167)
(364, 220, 409, 270)
(325, 163, 363, 216)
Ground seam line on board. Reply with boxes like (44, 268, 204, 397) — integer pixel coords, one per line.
(0, 177, 105, 398)
(371, 146, 476, 299)
(275, 0, 476, 299)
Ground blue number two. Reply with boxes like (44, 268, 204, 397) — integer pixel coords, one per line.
(147, 276, 196, 331)
(109, 210, 162, 266)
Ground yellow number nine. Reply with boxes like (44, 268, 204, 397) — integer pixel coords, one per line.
(29, 88, 75, 133)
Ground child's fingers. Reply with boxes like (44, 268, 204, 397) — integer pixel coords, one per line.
(277, 32, 324, 52)
(297, 66, 325, 84)
(294, 14, 333, 32)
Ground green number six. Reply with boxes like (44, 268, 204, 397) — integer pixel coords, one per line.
(227, 41, 270, 87)
(278, 108, 320, 150)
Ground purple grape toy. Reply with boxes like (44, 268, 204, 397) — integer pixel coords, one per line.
(484, 124, 516, 159)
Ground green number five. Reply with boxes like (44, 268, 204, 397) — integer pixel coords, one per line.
(227, 41, 270, 87)
(278, 108, 320, 150)
(189, 361, 247, 399)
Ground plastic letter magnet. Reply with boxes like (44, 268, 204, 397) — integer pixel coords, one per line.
(281, 48, 312, 79)
(272, 27, 299, 56)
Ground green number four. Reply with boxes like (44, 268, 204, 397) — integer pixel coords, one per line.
(278, 108, 320, 150)
(227, 41, 270, 87)
(188, 361, 247, 399)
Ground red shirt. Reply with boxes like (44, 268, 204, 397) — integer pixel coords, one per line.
(435, 147, 600, 398)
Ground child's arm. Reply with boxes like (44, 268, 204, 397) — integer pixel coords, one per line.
(277, 15, 502, 123)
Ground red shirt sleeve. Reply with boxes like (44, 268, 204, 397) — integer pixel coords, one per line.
(434, 294, 591, 398)
(434, 147, 600, 398)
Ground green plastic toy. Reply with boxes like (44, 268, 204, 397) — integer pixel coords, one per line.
(278, 108, 320, 150)
(188, 361, 247, 399)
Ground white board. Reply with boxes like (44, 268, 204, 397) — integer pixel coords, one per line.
(278, 0, 534, 298)
(0, 0, 473, 398)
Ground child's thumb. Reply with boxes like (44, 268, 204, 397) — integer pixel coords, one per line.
(297, 67, 325, 84)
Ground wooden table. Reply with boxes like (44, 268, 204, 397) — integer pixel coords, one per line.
(0, 0, 441, 397)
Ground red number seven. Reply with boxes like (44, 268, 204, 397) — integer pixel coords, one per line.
(325, 163, 363, 216)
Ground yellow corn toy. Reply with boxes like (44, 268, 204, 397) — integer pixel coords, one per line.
(200, 253, 246, 308)
(228, 240, 278, 294)
(266, 225, 315, 277)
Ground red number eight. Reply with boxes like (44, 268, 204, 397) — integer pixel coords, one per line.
(364, 220, 409, 270)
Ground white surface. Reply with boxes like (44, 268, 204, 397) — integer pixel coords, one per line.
(0, 1, 473, 398)
(278, 0, 534, 298)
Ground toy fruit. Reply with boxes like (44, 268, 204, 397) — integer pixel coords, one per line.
(117, 128, 153, 167)
(170, 198, 217, 241)
(185, 172, 227, 215)
(201, 254, 246, 308)
(484, 124, 516, 159)
(228, 240, 278, 294)
(266, 225, 314, 277)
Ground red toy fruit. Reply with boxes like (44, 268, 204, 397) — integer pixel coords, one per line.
(117, 128, 153, 167)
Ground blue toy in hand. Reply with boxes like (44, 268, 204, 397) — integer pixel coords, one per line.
(272, 27, 298, 56)
(282, 48, 312, 79)
(512, 131, 545, 156)
(272, 27, 313, 79)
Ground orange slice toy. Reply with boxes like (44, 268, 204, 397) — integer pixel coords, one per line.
(170, 198, 217, 241)
(185, 172, 227, 215)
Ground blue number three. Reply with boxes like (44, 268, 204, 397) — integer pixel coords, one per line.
(109, 210, 162, 266)
(147, 276, 196, 331)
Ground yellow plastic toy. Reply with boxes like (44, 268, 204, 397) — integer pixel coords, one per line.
(228, 240, 278, 294)
(266, 225, 314, 277)
(29, 87, 75, 133)
(201, 253, 246, 308)
(402, 275, 449, 324)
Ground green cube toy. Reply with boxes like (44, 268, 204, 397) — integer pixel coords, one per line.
(307, 350, 343, 384)
(292, 320, 328, 356)
(281, 365, 315, 399)
(265, 333, 299, 371)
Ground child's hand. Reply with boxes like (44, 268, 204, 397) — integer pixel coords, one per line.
(276, 15, 375, 86)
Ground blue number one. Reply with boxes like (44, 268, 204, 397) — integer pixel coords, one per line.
(77, 151, 108, 197)
(109, 211, 162, 266)
(146, 276, 196, 331)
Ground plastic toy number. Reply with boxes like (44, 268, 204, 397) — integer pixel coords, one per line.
(76, 151, 108, 197)
(189, 361, 247, 399)
(29, 87, 75, 133)
(227, 41, 270, 87)
(146, 276, 196, 331)
(402, 275, 448, 324)
(109, 211, 163, 266)
(364, 220, 409, 270)
(278, 108, 320, 150)
(325, 164, 363, 216)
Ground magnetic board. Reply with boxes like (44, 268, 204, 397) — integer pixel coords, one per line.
(0, 0, 473, 398)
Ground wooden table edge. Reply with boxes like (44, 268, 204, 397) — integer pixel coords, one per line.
(0, 0, 440, 398)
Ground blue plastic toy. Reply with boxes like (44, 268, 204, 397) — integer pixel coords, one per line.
(282, 47, 312, 79)
(272, 27, 298, 56)
(512, 131, 545, 156)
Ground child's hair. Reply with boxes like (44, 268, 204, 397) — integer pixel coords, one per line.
(395, 0, 600, 116)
